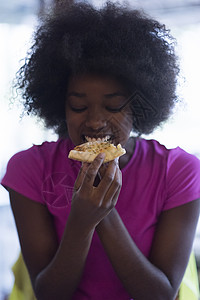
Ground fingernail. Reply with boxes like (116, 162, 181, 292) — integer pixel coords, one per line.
(98, 152, 105, 159)
(115, 157, 119, 163)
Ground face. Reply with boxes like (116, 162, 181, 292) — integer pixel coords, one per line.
(65, 74, 133, 150)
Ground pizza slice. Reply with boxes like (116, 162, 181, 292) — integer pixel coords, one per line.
(68, 140, 126, 163)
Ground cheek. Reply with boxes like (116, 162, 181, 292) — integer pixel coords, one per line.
(66, 116, 82, 136)
(117, 111, 133, 134)
(65, 117, 81, 145)
(65, 105, 79, 127)
(65, 110, 80, 135)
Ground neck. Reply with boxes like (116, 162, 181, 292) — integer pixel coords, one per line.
(119, 137, 137, 170)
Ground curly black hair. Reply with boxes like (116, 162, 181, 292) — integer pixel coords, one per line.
(16, 0, 180, 136)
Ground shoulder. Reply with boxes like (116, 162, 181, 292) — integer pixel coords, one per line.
(133, 139, 171, 172)
(1, 138, 75, 202)
(137, 139, 200, 208)
(166, 146, 200, 174)
(157, 143, 200, 210)
(136, 138, 169, 159)
(6, 138, 73, 167)
(166, 147, 200, 196)
(138, 138, 200, 169)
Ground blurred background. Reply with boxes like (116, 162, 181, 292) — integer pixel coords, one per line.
(0, 0, 200, 299)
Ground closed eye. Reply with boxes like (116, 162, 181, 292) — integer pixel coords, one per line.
(104, 94, 128, 112)
(70, 106, 87, 112)
(105, 106, 122, 113)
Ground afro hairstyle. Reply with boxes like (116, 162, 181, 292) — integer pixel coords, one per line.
(15, 0, 180, 136)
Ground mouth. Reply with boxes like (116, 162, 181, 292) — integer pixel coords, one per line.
(81, 135, 114, 144)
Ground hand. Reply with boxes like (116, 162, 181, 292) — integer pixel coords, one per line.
(69, 153, 122, 231)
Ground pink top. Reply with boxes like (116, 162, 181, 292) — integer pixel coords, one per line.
(2, 138, 200, 300)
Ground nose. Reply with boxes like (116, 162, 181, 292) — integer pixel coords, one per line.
(85, 108, 107, 130)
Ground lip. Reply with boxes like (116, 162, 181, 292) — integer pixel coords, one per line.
(84, 134, 113, 138)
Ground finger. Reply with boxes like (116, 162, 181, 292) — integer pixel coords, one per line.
(98, 163, 108, 179)
(98, 158, 118, 182)
(102, 164, 122, 207)
(97, 158, 120, 200)
(111, 184, 122, 207)
(81, 153, 105, 191)
(74, 162, 90, 191)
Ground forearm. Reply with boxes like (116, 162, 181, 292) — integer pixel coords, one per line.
(34, 216, 94, 300)
(96, 209, 175, 300)
(34, 156, 121, 300)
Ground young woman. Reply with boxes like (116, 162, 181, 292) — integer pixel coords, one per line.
(2, 1, 200, 299)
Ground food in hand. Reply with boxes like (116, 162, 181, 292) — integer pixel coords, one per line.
(68, 140, 126, 163)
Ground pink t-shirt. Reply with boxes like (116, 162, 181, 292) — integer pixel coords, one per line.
(2, 138, 200, 300)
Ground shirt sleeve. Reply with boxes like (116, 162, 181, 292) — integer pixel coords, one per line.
(1, 146, 45, 204)
(163, 148, 200, 211)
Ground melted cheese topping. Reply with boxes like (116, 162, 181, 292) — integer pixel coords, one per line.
(68, 141, 126, 163)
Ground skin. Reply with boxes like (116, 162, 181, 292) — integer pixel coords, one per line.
(9, 74, 200, 300)
(65, 74, 135, 168)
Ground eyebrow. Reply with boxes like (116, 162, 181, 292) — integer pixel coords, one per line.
(67, 92, 86, 97)
(104, 92, 127, 98)
(67, 92, 127, 98)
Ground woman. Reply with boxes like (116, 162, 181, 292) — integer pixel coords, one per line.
(2, 1, 200, 299)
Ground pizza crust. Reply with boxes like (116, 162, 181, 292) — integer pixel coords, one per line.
(68, 141, 126, 163)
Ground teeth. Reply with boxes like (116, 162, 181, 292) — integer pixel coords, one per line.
(85, 135, 111, 143)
